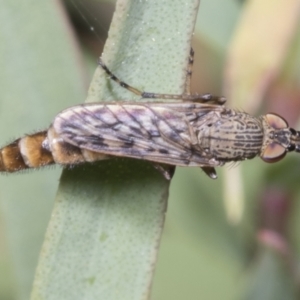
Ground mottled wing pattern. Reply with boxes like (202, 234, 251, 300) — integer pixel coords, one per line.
(52, 102, 219, 167)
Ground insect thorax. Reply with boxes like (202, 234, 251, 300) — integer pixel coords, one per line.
(196, 109, 264, 162)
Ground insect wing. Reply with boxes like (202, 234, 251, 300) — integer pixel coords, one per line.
(52, 103, 218, 167)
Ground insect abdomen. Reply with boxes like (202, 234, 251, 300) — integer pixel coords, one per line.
(0, 129, 109, 173)
(47, 126, 109, 166)
(0, 132, 54, 172)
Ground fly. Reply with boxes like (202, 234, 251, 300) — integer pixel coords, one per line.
(1, 49, 300, 179)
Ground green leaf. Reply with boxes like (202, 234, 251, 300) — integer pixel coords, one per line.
(31, 0, 200, 299)
(0, 1, 87, 299)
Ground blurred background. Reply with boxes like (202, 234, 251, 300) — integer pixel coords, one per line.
(1, 0, 300, 299)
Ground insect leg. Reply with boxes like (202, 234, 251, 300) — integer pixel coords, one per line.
(184, 47, 194, 95)
(201, 166, 217, 179)
(181, 48, 226, 105)
(182, 93, 227, 105)
(152, 163, 175, 180)
(98, 57, 226, 105)
(98, 58, 143, 96)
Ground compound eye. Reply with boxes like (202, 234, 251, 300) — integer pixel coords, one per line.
(265, 113, 288, 129)
(261, 142, 286, 163)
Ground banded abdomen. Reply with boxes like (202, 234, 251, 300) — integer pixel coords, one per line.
(0, 128, 108, 173)
(0, 132, 53, 172)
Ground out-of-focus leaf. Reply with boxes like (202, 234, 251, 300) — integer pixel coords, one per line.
(0, 1, 87, 299)
(195, 0, 241, 48)
(152, 167, 245, 300)
(224, 0, 300, 112)
(240, 248, 297, 300)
